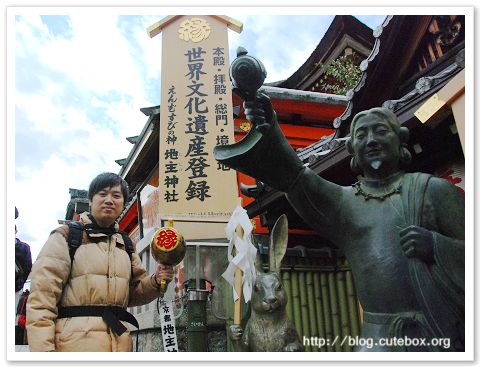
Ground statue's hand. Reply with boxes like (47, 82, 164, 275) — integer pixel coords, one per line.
(399, 225, 434, 263)
(244, 92, 276, 134)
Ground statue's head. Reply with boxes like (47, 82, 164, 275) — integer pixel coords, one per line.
(346, 107, 411, 177)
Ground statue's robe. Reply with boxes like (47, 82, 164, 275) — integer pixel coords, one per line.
(400, 173, 464, 351)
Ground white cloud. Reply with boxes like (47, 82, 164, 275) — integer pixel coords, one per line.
(15, 155, 91, 260)
(92, 97, 147, 153)
(48, 16, 144, 98)
(133, 15, 164, 82)
(227, 15, 335, 83)
(14, 14, 153, 259)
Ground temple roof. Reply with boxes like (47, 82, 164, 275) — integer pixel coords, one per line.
(274, 15, 374, 91)
(245, 15, 466, 222)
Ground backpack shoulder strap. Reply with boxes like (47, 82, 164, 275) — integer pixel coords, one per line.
(118, 231, 135, 281)
(52, 224, 69, 239)
(67, 221, 84, 265)
(118, 231, 134, 262)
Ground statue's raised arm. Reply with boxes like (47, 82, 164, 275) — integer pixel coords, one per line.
(213, 48, 344, 241)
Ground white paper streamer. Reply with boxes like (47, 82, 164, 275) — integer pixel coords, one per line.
(221, 205, 257, 303)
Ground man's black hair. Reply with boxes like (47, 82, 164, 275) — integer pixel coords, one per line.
(88, 172, 130, 203)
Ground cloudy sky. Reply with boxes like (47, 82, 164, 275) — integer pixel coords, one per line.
(10, 9, 386, 261)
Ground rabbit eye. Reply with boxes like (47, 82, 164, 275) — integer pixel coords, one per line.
(254, 284, 259, 292)
(276, 283, 282, 291)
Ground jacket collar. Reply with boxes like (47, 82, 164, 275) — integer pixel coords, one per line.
(79, 212, 119, 230)
(78, 212, 124, 245)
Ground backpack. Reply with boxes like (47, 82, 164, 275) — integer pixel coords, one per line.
(15, 259, 24, 279)
(15, 239, 31, 292)
(15, 259, 25, 292)
(66, 221, 134, 265)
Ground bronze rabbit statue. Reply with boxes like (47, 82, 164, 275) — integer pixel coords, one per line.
(230, 214, 304, 352)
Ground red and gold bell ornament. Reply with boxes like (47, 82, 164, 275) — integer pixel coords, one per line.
(150, 222, 186, 293)
(151, 224, 186, 267)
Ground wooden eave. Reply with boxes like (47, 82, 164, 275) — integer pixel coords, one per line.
(234, 85, 347, 127)
(397, 41, 465, 99)
(118, 107, 160, 193)
(126, 136, 139, 144)
(333, 15, 433, 136)
(387, 48, 464, 127)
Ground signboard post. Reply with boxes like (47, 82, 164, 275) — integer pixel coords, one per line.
(148, 15, 243, 223)
(147, 15, 244, 352)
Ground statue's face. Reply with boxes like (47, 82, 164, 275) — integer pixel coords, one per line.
(351, 115, 400, 175)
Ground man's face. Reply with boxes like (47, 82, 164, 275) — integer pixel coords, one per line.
(352, 115, 400, 175)
(89, 185, 124, 227)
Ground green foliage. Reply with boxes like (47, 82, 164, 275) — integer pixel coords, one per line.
(318, 54, 362, 95)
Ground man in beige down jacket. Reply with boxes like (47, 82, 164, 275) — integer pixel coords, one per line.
(26, 172, 174, 352)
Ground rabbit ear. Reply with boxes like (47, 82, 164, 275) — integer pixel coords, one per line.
(255, 248, 264, 274)
(269, 214, 288, 273)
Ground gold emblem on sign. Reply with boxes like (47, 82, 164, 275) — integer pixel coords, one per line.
(178, 18, 211, 43)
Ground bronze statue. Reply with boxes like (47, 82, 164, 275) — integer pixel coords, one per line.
(214, 51, 464, 352)
(229, 215, 304, 352)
